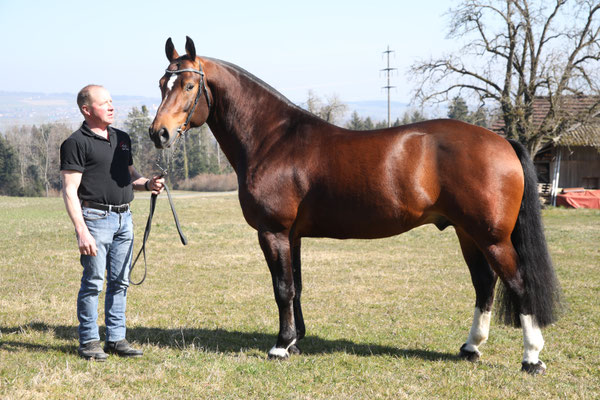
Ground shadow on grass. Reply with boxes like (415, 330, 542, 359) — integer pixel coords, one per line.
(0, 322, 461, 362)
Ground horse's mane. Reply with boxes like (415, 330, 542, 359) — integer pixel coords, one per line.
(206, 57, 308, 114)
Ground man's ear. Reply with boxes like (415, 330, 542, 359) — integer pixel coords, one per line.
(81, 105, 91, 117)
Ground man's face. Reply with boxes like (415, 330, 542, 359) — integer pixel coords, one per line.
(84, 87, 114, 126)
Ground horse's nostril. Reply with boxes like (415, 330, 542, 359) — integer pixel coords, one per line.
(160, 128, 169, 144)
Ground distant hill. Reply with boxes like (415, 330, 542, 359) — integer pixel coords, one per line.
(0, 91, 161, 130)
(0, 91, 433, 130)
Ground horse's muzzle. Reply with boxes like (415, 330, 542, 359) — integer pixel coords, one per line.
(149, 127, 171, 149)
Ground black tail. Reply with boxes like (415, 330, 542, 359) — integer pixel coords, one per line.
(496, 139, 561, 328)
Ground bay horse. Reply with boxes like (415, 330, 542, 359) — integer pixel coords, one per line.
(149, 37, 560, 374)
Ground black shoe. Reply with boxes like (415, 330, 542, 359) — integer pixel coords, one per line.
(78, 340, 108, 361)
(104, 339, 143, 357)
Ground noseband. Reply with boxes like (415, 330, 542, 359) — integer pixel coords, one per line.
(165, 62, 212, 134)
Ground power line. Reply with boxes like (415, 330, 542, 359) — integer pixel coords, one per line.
(381, 45, 397, 128)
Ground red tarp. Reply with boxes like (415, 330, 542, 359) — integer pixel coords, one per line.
(556, 189, 600, 209)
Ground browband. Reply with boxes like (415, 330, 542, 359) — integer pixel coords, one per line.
(165, 68, 204, 76)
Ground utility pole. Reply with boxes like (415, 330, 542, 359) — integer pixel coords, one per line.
(381, 45, 396, 128)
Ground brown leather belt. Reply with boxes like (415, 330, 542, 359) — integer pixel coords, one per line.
(82, 200, 130, 213)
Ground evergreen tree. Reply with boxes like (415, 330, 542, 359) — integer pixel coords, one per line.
(374, 120, 388, 129)
(346, 111, 365, 130)
(410, 110, 426, 123)
(186, 127, 210, 176)
(447, 96, 470, 121)
(0, 135, 21, 195)
(399, 109, 427, 124)
(24, 165, 44, 197)
(447, 96, 489, 127)
(125, 106, 156, 176)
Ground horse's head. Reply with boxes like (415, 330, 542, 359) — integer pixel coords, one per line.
(149, 36, 212, 149)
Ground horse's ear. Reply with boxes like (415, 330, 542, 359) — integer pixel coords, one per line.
(185, 36, 196, 61)
(165, 37, 179, 62)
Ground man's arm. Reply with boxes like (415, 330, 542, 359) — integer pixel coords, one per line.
(61, 170, 97, 256)
(129, 165, 165, 195)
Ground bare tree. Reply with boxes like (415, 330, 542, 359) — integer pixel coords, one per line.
(305, 90, 348, 126)
(4, 123, 71, 196)
(4, 125, 33, 190)
(411, 0, 600, 155)
(31, 123, 71, 196)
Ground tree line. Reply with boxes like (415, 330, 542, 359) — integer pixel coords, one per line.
(1, 123, 71, 197)
(0, 106, 233, 197)
(345, 98, 489, 131)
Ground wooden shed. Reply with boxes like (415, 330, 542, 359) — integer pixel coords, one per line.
(534, 125, 600, 203)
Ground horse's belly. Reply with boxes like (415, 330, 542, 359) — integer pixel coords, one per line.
(302, 223, 412, 240)
(296, 199, 421, 239)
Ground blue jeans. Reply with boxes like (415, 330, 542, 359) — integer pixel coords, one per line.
(77, 207, 133, 344)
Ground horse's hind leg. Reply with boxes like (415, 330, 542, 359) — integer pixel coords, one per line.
(258, 230, 297, 359)
(288, 240, 305, 355)
(456, 229, 497, 362)
(481, 239, 547, 374)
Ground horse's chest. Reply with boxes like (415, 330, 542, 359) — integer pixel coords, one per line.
(237, 180, 299, 231)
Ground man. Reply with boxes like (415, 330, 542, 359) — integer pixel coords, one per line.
(60, 84, 164, 361)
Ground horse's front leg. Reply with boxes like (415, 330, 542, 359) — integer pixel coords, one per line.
(258, 230, 297, 359)
(289, 239, 304, 355)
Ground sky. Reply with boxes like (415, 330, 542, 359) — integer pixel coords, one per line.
(0, 0, 457, 105)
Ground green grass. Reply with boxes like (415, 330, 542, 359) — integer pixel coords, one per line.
(1, 194, 599, 399)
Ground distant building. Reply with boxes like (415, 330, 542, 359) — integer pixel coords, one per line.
(490, 96, 600, 204)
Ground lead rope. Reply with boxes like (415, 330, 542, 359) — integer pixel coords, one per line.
(129, 172, 188, 286)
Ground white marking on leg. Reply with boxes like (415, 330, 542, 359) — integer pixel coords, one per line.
(520, 314, 546, 367)
(268, 346, 289, 358)
(268, 339, 296, 358)
(166, 74, 178, 92)
(463, 308, 491, 354)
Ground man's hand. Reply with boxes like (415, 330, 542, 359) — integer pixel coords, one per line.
(77, 228, 97, 256)
(147, 175, 165, 195)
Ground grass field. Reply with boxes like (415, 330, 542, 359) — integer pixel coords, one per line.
(0, 193, 598, 399)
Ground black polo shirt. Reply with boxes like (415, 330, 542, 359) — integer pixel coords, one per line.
(60, 121, 134, 205)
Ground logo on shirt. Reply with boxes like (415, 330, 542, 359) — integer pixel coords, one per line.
(119, 141, 130, 152)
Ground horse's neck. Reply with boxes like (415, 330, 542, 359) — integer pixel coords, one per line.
(206, 63, 313, 172)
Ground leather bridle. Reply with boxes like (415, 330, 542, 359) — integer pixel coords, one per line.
(164, 62, 212, 134)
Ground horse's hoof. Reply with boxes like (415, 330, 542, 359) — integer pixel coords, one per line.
(459, 343, 481, 363)
(267, 346, 290, 360)
(288, 344, 302, 355)
(521, 361, 546, 375)
(267, 338, 297, 360)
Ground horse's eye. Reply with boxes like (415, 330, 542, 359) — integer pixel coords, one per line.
(186, 83, 195, 92)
